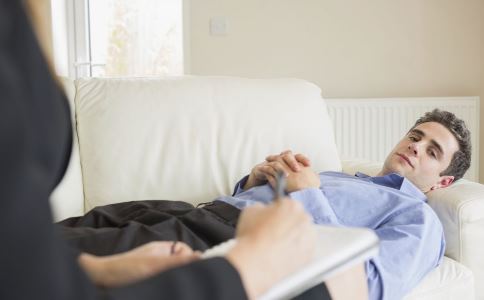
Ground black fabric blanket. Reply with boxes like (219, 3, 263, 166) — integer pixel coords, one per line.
(57, 200, 240, 256)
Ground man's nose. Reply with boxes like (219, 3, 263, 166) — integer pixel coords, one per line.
(408, 142, 419, 156)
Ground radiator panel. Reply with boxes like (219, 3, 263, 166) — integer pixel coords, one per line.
(326, 97, 480, 181)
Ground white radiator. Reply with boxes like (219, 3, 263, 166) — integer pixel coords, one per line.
(326, 97, 480, 181)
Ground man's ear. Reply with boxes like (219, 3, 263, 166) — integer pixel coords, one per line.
(430, 176, 455, 190)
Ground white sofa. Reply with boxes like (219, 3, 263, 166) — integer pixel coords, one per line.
(51, 76, 482, 299)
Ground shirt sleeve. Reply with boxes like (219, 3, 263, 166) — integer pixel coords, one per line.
(365, 204, 445, 300)
(289, 188, 341, 225)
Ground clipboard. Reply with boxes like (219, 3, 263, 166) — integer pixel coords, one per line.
(203, 225, 379, 300)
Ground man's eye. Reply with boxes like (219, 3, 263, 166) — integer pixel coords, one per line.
(429, 150, 436, 158)
(409, 136, 417, 141)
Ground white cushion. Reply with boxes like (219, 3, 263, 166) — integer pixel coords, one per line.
(427, 179, 484, 300)
(341, 159, 382, 176)
(75, 76, 341, 210)
(404, 257, 474, 300)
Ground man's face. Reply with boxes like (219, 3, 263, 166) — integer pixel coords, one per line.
(381, 121, 459, 192)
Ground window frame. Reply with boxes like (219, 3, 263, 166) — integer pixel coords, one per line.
(62, 0, 190, 79)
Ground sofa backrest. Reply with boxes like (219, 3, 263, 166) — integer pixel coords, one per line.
(52, 76, 341, 218)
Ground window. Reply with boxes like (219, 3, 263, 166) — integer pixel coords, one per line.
(51, 0, 187, 78)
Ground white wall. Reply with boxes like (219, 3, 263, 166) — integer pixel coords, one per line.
(188, 0, 484, 182)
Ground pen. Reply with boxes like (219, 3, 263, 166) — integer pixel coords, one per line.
(170, 240, 177, 255)
(274, 170, 287, 201)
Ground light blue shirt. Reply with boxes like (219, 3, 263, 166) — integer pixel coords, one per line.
(216, 171, 445, 300)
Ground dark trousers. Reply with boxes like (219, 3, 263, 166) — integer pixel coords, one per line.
(58, 200, 331, 299)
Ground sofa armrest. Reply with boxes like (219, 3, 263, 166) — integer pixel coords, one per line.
(426, 179, 484, 299)
(427, 179, 484, 261)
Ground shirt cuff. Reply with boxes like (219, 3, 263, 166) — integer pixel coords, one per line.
(289, 188, 340, 225)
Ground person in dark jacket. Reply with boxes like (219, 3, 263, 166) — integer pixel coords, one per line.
(0, 1, 340, 299)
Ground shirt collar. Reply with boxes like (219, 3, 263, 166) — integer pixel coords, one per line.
(355, 172, 427, 202)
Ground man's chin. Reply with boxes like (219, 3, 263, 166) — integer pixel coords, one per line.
(382, 165, 405, 177)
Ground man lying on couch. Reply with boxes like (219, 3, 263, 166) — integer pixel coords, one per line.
(60, 109, 471, 300)
(218, 109, 471, 300)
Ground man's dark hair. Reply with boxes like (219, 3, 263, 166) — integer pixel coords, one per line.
(412, 109, 471, 181)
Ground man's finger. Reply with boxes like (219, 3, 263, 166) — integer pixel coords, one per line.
(266, 162, 289, 177)
(295, 153, 311, 167)
(265, 154, 278, 162)
(261, 165, 277, 178)
(282, 153, 300, 172)
(266, 152, 302, 173)
(265, 150, 292, 162)
(266, 174, 276, 189)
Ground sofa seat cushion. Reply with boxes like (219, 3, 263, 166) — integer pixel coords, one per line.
(404, 257, 474, 300)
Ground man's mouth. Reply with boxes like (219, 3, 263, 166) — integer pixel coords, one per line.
(397, 153, 414, 168)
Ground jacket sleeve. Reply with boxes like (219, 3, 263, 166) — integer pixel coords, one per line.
(0, 2, 249, 300)
(104, 257, 248, 300)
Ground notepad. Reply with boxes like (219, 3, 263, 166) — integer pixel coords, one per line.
(202, 225, 379, 300)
